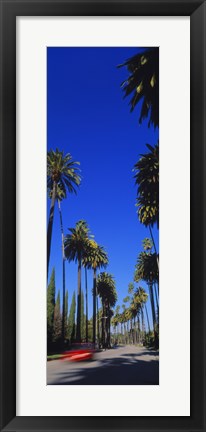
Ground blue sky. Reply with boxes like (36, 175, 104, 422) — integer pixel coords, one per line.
(47, 47, 159, 327)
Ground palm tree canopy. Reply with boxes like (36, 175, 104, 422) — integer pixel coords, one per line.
(134, 286, 148, 305)
(111, 314, 119, 327)
(64, 220, 89, 263)
(48, 183, 66, 201)
(130, 301, 141, 318)
(97, 272, 117, 308)
(82, 239, 108, 270)
(142, 238, 153, 251)
(134, 251, 159, 283)
(47, 148, 81, 197)
(125, 307, 133, 321)
(134, 143, 159, 228)
(118, 47, 159, 128)
(128, 282, 134, 294)
(123, 295, 130, 304)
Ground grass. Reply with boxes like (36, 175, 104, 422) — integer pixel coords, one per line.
(47, 354, 64, 361)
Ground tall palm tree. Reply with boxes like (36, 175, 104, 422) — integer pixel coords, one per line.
(48, 184, 67, 342)
(47, 148, 81, 277)
(111, 314, 118, 343)
(82, 245, 91, 343)
(144, 302, 151, 333)
(134, 143, 159, 229)
(114, 305, 121, 342)
(97, 272, 117, 348)
(134, 250, 158, 346)
(134, 251, 159, 285)
(133, 143, 159, 270)
(96, 295, 100, 344)
(123, 296, 131, 343)
(118, 47, 159, 128)
(121, 305, 128, 344)
(56, 186, 66, 343)
(64, 220, 89, 342)
(129, 302, 138, 344)
(125, 307, 133, 344)
(82, 240, 108, 345)
(134, 286, 148, 341)
(84, 267, 89, 342)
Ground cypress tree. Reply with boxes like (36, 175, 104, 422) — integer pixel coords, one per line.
(68, 291, 76, 342)
(47, 268, 55, 350)
(53, 290, 62, 346)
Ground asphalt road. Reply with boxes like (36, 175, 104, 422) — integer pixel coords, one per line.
(47, 345, 159, 385)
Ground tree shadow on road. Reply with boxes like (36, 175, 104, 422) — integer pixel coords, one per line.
(121, 350, 159, 358)
(48, 355, 159, 386)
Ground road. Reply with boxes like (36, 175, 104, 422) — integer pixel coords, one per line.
(47, 345, 159, 385)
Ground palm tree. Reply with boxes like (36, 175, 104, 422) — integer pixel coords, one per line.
(97, 272, 117, 348)
(48, 184, 67, 342)
(129, 302, 138, 344)
(142, 238, 153, 252)
(121, 305, 128, 344)
(111, 314, 118, 343)
(133, 143, 159, 270)
(112, 305, 121, 344)
(56, 186, 66, 343)
(84, 267, 89, 342)
(134, 250, 158, 346)
(125, 307, 133, 344)
(134, 286, 148, 341)
(64, 220, 89, 342)
(118, 47, 159, 128)
(96, 295, 100, 344)
(144, 302, 151, 334)
(123, 296, 131, 343)
(47, 148, 81, 277)
(134, 251, 159, 285)
(134, 143, 159, 228)
(82, 240, 108, 345)
(128, 282, 134, 294)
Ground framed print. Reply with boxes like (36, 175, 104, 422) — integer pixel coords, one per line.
(0, 0, 205, 431)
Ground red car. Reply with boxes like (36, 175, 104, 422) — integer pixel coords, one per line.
(61, 343, 95, 362)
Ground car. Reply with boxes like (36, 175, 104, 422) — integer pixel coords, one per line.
(61, 343, 95, 362)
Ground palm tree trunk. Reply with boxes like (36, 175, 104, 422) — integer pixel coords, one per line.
(93, 268, 97, 345)
(141, 307, 146, 342)
(58, 199, 66, 344)
(149, 282, 156, 330)
(133, 317, 136, 345)
(85, 268, 88, 342)
(149, 282, 158, 347)
(97, 295, 100, 347)
(149, 225, 159, 270)
(154, 283, 159, 309)
(47, 181, 57, 278)
(145, 304, 151, 333)
(76, 259, 81, 342)
(102, 302, 105, 347)
(108, 314, 111, 348)
(124, 322, 127, 344)
(105, 305, 108, 348)
(127, 320, 129, 343)
(137, 315, 141, 343)
(130, 319, 133, 344)
(106, 306, 110, 348)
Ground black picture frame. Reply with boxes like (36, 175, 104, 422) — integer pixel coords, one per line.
(0, 0, 205, 431)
